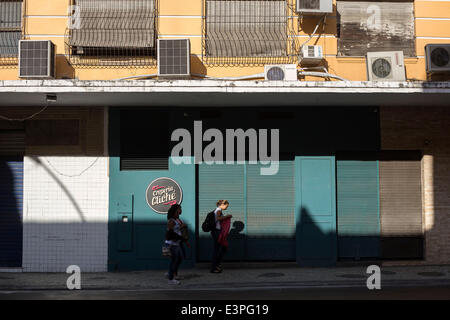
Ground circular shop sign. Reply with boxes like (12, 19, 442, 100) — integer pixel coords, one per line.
(146, 177, 183, 214)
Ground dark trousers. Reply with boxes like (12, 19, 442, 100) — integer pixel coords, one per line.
(168, 245, 183, 280)
(211, 229, 227, 271)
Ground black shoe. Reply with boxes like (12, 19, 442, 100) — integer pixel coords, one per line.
(210, 268, 222, 273)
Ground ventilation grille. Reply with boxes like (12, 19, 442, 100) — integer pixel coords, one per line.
(19, 40, 55, 78)
(120, 158, 169, 171)
(158, 39, 190, 76)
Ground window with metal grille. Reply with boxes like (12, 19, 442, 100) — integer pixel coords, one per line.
(0, 0, 23, 66)
(202, 0, 296, 65)
(66, 0, 157, 67)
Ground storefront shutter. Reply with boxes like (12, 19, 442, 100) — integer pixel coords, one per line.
(379, 151, 423, 259)
(0, 130, 25, 155)
(337, 159, 380, 259)
(198, 163, 246, 261)
(246, 161, 295, 260)
(0, 156, 23, 267)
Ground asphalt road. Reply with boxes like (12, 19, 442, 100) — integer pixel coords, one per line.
(0, 285, 449, 300)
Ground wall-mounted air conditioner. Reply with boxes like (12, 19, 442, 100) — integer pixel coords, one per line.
(296, 0, 333, 15)
(366, 51, 406, 81)
(300, 45, 323, 65)
(264, 64, 298, 81)
(425, 44, 450, 73)
(18, 40, 55, 79)
(158, 39, 190, 78)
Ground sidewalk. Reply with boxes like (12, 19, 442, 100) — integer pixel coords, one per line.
(1, 263, 450, 291)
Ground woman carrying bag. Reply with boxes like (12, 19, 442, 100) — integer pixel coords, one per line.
(165, 204, 188, 285)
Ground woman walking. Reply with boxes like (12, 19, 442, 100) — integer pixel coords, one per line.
(210, 200, 232, 273)
(165, 204, 186, 285)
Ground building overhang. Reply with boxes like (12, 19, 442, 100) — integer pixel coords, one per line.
(0, 80, 449, 107)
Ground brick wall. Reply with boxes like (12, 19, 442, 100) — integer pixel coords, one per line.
(380, 106, 450, 265)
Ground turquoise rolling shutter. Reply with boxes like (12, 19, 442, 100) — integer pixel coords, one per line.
(337, 159, 380, 259)
(198, 163, 246, 261)
(246, 161, 295, 260)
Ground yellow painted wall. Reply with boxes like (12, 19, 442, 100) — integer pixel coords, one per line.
(1, 0, 450, 81)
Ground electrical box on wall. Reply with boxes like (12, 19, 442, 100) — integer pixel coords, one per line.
(18, 40, 56, 79)
(296, 0, 333, 15)
(264, 64, 298, 81)
(366, 51, 406, 81)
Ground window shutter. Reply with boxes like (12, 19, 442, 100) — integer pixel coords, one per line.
(205, 0, 287, 58)
(70, 0, 155, 48)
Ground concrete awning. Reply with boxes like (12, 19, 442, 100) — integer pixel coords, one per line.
(0, 80, 449, 107)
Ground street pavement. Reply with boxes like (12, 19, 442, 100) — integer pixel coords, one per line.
(0, 263, 449, 299)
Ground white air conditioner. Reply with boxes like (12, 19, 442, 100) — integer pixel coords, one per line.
(18, 40, 56, 79)
(366, 51, 406, 81)
(296, 0, 333, 15)
(300, 45, 323, 65)
(158, 39, 191, 78)
(425, 44, 450, 73)
(264, 64, 298, 81)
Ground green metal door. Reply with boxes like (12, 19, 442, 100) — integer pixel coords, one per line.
(337, 159, 380, 259)
(296, 157, 337, 267)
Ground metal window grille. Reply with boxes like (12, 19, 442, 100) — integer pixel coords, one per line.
(66, 0, 157, 67)
(202, 0, 297, 66)
(0, 0, 23, 66)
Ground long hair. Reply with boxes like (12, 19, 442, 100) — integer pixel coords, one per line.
(167, 204, 181, 220)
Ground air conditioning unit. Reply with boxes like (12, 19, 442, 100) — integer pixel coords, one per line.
(264, 64, 298, 81)
(296, 0, 333, 15)
(18, 40, 56, 79)
(300, 45, 323, 65)
(425, 44, 450, 73)
(366, 51, 406, 81)
(158, 39, 191, 78)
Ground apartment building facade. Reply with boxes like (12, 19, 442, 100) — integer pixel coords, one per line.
(0, 0, 449, 272)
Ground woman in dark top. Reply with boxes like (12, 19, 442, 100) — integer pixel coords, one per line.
(165, 204, 186, 285)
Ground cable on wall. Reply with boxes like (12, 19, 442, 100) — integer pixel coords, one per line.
(44, 157, 100, 178)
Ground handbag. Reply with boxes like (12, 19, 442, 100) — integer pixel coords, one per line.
(162, 242, 171, 257)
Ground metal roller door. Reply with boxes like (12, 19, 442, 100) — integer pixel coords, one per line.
(246, 161, 295, 260)
(379, 151, 423, 259)
(337, 158, 380, 259)
(197, 161, 296, 261)
(198, 163, 246, 261)
(0, 157, 23, 267)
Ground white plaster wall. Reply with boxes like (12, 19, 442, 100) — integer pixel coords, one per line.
(22, 156, 109, 272)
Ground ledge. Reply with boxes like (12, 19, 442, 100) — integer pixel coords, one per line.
(0, 80, 449, 107)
